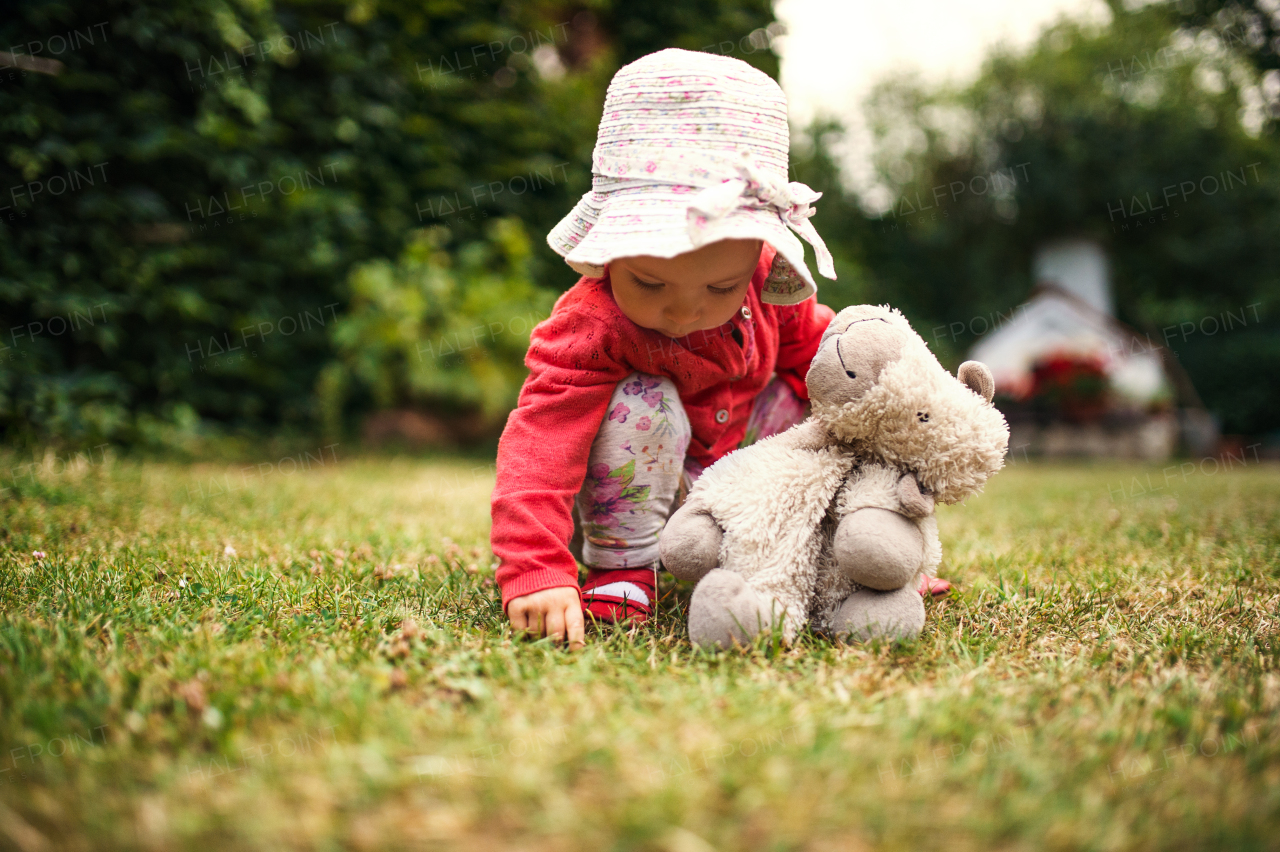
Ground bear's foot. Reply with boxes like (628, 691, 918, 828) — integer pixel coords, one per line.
(688, 569, 787, 650)
(659, 507, 723, 583)
(832, 583, 925, 643)
(833, 507, 925, 590)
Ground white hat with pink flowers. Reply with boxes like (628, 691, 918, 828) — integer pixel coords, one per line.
(547, 48, 836, 305)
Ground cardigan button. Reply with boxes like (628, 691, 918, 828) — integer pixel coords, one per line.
(740, 305, 753, 320)
(715, 409, 729, 424)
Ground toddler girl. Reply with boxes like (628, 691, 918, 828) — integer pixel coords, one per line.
(490, 49, 939, 647)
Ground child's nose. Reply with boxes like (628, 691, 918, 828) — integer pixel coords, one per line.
(664, 300, 700, 325)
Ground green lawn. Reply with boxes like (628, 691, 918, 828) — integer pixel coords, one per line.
(0, 450, 1277, 850)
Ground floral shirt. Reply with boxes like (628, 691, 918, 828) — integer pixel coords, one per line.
(490, 244, 836, 608)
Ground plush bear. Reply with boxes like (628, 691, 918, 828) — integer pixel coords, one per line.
(659, 304, 1009, 649)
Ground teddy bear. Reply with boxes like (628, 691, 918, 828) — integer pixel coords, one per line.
(658, 304, 1009, 649)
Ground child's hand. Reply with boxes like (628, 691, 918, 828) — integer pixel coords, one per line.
(507, 587, 585, 649)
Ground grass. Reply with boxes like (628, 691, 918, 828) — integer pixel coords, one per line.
(0, 449, 1278, 851)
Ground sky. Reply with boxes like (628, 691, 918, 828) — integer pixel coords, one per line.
(773, 0, 1110, 195)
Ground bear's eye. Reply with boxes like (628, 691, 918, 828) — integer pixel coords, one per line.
(845, 370, 857, 379)
(916, 411, 930, 423)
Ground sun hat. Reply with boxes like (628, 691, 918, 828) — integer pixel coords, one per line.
(547, 48, 836, 305)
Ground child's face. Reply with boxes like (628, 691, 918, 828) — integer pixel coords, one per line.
(608, 239, 762, 339)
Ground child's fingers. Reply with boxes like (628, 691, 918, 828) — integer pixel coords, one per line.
(526, 608, 546, 636)
(544, 608, 567, 643)
(508, 602, 536, 635)
(508, 591, 582, 642)
(564, 604, 585, 650)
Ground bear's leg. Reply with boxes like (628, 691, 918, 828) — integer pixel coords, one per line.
(831, 583, 925, 642)
(688, 569, 787, 650)
(659, 505, 723, 583)
(833, 508, 925, 590)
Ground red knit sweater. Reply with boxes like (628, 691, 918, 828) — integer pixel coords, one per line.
(490, 245, 835, 608)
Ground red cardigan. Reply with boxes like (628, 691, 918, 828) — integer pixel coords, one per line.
(490, 245, 835, 608)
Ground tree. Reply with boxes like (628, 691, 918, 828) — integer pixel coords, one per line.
(1170, 0, 1280, 74)
(793, 2, 1280, 436)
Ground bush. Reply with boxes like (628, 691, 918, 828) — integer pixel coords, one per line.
(325, 219, 555, 438)
(0, 0, 779, 450)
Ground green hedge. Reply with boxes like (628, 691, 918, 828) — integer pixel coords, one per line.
(0, 0, 777, 450)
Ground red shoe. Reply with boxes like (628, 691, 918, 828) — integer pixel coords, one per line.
(581, 566, 657, 625)
(918, 575, 952, 598)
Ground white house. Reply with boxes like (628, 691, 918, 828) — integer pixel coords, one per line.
(967, 239, 1212, 459)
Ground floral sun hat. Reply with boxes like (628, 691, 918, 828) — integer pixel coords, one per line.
(547, 48, 836, 305)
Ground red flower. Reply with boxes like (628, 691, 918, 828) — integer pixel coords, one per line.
(1027, 350, 1110, 422)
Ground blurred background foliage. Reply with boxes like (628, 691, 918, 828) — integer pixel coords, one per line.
(0, 0, 777, 452)
(793, 0, 1280, 437)
(326, 218, 555, 437)
(1, 0, 1277, 452)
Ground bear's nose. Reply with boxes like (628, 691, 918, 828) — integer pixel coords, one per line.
(845, 370, 857, 379)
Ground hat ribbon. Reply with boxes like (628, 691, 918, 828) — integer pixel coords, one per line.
(686, 150, 836, 279)
(590, 150, 837, 280)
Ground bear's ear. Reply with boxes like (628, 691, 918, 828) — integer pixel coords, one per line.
(958, 360, 995, 403)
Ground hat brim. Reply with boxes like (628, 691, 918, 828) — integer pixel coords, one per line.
(548, 185, 820, 306)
